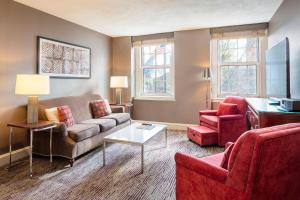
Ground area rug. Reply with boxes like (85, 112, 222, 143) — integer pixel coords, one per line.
(0, 130, 222, 200)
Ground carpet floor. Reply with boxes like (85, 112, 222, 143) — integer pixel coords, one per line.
(0, 130, 222, 200)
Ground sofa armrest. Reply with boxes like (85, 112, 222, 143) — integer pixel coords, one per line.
(199, 110, 218, 116)
(110, 105, 125, 113)
(175, 152, 228, 183)
(53, 122, 68, 137)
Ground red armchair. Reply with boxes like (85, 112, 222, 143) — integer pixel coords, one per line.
(188, 96, 248, 146)
(176, 123, 300, 200)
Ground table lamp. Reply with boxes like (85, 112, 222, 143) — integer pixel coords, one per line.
(15, 74, 50, 124)
(110, 76, 128, 105)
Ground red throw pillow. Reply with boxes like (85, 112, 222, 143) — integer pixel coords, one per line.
(57, 105, 75, 126)
(217, 102, 238, 116)
(90, 100, 112, 118)
(221, 143, 234, 169)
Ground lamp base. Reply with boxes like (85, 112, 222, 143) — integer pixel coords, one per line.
(27, 96, 38, 124)
(115, 88, 122, 105)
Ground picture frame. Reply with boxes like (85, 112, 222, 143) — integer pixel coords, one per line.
(37, 36, 91, 78)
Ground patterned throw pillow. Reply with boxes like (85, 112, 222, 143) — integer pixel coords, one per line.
(57, 105, 75, 126)
(90, 99, 112, 118)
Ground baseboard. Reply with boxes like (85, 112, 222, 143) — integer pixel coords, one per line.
(133, 120, 195, 131)
(0, 147, 30, 167)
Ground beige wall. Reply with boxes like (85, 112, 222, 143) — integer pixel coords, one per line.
(111, 37, 132, 103)
(269, 0, 300, 99)
(0, 0, 112, 153)
(112, 29, 211, 124)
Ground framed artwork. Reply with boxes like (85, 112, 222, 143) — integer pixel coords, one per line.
(37, 36, 91, 78)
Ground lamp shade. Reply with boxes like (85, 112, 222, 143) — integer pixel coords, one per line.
(15, 74, 50, 95)
(110, 76, 128, 88)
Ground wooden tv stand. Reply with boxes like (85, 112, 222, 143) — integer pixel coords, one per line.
(246, 98, 300, 129)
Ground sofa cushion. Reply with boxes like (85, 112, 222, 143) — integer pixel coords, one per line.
(67, 124, 100, 142)
(80, 118, 116, 132)
(90, 99, 112, 118)
(101, 113, 130, 125)
(200, 115, 218, 127)
(217, 102, 239, 116)
(57, 105, 76, 126)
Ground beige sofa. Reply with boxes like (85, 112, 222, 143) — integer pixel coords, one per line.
(34, 94, 131, 166)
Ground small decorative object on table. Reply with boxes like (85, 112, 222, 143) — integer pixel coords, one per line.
(137, 123, 156, 130)
(7, 120, 56, 178)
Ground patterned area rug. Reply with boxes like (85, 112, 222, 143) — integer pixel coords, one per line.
(0, 131, 222, 200)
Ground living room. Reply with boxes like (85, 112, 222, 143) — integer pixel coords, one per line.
(1, 0, 300, 199)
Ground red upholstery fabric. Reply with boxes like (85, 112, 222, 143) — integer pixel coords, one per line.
(176, 123, 300, 200)
(197, 96, 248, 146)
(199, 110, 218, 116)
(216, 102, 238, 116)
(57, 105, 75, 126)
(90, 100, 112, 118)
(200, 115, 218, 127)
(187, 126, 218, 146)
(200, 152, 224, 166)
(220, 143, 234, 169)
(200, 121, 218, 131)
(223, 96, 247, 114)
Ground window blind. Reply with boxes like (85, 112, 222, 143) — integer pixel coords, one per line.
(210, 23, 268, 39)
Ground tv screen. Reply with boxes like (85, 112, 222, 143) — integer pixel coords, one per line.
(266, 37, 290, 98)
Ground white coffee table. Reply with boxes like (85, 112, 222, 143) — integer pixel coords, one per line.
(103, 123, 168, 173)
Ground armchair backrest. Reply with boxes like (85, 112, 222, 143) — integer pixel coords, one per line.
(225, 123, 300, 199)
(223, 96, 247, 115)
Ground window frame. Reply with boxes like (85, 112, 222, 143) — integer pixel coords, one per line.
(213, 37, 264, 98)
(133, 39, 175, 101)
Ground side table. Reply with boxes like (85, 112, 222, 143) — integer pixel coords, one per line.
(7, 120, 56, 178)
(110, 103, 133, 118)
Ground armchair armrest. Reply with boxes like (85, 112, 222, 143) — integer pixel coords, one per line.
(110, 105, 125, 113)
(219, 114, 243, 121)
(199, 110, 218, 116)
(175, 152, 228, 183)
(225, 142, 234, 149)
(218, 114, 246, 146)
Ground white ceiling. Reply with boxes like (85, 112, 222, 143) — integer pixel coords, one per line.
(15, 0, 283, 37)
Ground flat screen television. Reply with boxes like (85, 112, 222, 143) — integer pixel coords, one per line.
(266, 37, 291, 98)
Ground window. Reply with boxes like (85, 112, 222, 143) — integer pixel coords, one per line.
(133, 39, 174, 100)
(218, 38, 258, 96)
(210, 36, 267, 98)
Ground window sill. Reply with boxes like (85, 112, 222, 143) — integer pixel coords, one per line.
(211, 98, 224, 102)
(134, 96, 176, 101)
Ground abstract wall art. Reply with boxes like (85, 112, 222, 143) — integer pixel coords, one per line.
(37, 36, 91, 78)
